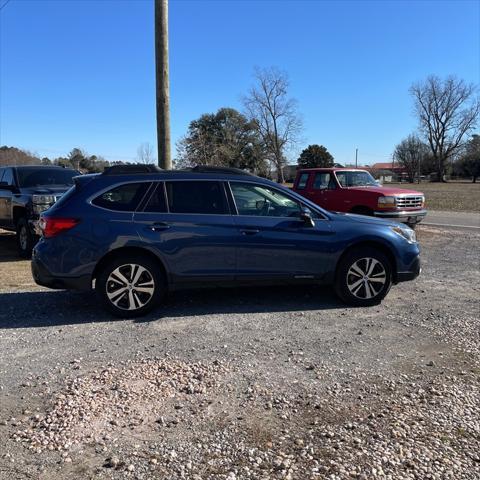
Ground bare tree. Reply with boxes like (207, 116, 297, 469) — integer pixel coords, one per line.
(410, 75, 479, 181)
(243, 67, 302, 182)
(393, 134, 429, 183)
(137, 142, 156, 164)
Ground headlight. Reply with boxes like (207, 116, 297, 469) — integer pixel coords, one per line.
(391, 225, 417, 243)
(32, 194, 56, 204)
(377, 196, 397, 208)
(32, 194, 56, 214)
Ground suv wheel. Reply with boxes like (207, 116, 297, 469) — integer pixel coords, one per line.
(16, 218, 35, 258)
(335, 247, 392, 306)
(96, 255, 165, 318)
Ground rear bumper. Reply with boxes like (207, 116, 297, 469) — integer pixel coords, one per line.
(374, 209, 427, 224)
(31, 255, 91, 291)
(396, 255, 421, 283)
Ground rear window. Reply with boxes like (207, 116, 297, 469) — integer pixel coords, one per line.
(16, 168, 78, 188)
(165, 181, 228, 215)
(296, 173, 309, 189)
(92, 182, 150, 212)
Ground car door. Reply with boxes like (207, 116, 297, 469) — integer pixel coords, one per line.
(0, 168, 15, 228)
(305, 172, 346, 212)
(134, 180, 237, 284)
(228, 181, 335, 281)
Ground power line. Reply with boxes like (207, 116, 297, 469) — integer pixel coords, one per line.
(0, 0, 11, 12)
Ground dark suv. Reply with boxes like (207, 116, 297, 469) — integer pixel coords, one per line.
(0, 165, 79, 257)
(32, 165, 421, 317)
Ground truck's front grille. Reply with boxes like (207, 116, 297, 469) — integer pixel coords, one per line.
(396, 196, 423, 208)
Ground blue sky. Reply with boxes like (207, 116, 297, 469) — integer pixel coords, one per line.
(0, 0, 479, 165)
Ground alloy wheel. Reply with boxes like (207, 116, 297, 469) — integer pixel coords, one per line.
(106, 264, 155, 311)
(346, 257, 386, 300)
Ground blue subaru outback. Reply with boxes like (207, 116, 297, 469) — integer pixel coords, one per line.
(32, 165, 420, 317)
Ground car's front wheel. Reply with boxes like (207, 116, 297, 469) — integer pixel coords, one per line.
(335, 247, 392, 306)
(96, 254, 166, 318)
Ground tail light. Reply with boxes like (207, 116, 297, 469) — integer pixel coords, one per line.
(39, 217, 79, 238)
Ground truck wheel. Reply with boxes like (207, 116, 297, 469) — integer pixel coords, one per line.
(335, 247, 392, 307)
(96, 254, 166, 318)
(16, 218, 36, 259)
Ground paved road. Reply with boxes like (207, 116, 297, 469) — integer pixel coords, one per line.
(423, 210, 480, 230)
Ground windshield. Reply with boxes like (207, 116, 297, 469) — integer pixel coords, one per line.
(16, 168, 78, 188)
(335, 170, 377, 187)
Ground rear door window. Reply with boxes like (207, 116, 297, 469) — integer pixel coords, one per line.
(296, 173, 309, 189)
(144, 183, 167, 213)
(165, 181, 228, 215)
(92, 182, 150, 211)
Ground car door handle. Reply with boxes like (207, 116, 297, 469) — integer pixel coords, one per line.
(240, 228, 260, 235)
(149, 222, 170, 232)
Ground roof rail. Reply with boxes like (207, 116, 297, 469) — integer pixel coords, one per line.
(189, 165, 254, 176)
(102, 164, 162, 175)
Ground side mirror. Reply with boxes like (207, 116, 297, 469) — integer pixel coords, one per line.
(300, 207, 315, 228)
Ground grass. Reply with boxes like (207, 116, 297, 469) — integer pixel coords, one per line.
(387, 182, 480, 212)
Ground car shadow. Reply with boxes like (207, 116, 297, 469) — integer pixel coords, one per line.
(0, 285, 345, 329)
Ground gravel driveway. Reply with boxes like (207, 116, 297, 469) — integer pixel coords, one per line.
(0, 226, 479, 480)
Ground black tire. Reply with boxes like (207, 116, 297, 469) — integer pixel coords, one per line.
(16, 218, 36, 259)
(407, 223, 417, 230)
(96, 254, 166, 318)
(334, 247, 392, 307)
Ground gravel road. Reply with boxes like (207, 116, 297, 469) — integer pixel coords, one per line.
(0, 226, 479, 480)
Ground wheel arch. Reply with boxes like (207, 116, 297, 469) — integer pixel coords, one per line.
(12, 206, 28, 226)
(350, 205, 374, 216)
(92, 246, 169, 285)
(336, 240, 398, 283)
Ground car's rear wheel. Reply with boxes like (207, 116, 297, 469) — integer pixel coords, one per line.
(16, 217, 36, 258)
(335, 247, 392, 306)
(96, 254, 166, 318)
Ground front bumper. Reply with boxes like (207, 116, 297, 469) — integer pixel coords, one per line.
(396, 255, 421, 283)
(31, 255, 92, 291)
(374, 209, 427, 224)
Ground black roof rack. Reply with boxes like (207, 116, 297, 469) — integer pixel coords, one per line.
(102, 164, 162, 175)
(189, 165, 254, 176)
(102, 164, 254, 177)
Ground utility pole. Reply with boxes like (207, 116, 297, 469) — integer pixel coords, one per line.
(355, 148, 358, 168)
(155, 0, 172, 169)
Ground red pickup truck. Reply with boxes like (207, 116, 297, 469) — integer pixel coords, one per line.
(292, 168, 427, 227)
